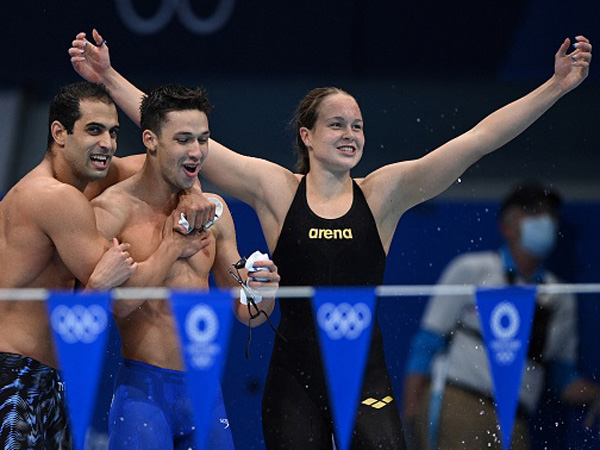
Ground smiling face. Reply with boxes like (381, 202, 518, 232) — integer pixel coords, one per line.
(149, 109, 210, 191)
(61, 99, 119, 181)
(300, 93, 364, 173)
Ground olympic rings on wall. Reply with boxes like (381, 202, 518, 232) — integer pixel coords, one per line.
(115, 0, 236, 35)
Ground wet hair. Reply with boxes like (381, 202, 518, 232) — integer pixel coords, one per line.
(291, 87, 352, 174)
(140, 84, 213, 136)
(499, 181, 562, 220)
(47, 82, 115, 151)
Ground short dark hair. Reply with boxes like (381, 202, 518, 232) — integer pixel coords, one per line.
(140, 84, 212, 136)
(47, 82, 114, 151)
(499, 181, 562, 219)
(292, 87, 351, 174)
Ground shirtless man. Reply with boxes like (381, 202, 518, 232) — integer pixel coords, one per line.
(91, 84, 279, 449)
(0, 82, 210, 450)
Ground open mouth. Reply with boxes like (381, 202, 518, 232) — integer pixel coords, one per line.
(90, 154, 109, 169)
(337, 145, 356, 154)
(183, 163, 199, 177)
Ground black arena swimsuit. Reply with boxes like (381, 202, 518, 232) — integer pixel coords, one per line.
(263, 177, 406, 450)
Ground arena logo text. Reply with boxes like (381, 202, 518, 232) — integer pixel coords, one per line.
(308, 228, 353, 240)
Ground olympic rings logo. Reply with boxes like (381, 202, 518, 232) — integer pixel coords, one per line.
(185, 304, 219, 344)
(317, 302, 372, 340)
(490, 302, 520, 340)
(115, 0, 236, 35)
(50, 304, 108, 344)
(489, 302, 521, 365)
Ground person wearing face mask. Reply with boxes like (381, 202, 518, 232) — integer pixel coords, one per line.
(402, 182, 600, 450)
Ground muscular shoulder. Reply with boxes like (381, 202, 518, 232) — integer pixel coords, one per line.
(0, 176, 90, 249)
(15, 173, 80, 199)
(91, 180, 132, 209)
(91, 180, 137, 230)
(2, 176, 104, 262)
(19, 177, 93, 224)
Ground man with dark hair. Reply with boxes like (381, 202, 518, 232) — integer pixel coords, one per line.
(0, 81, 210, 450)
(402, 181, 600, 450)
(138, 83, 213, 132)
(91, 84, 280, 450)
(46, 82, 115, 151)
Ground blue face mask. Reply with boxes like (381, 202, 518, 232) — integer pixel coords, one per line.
(520, 214, 558, 258)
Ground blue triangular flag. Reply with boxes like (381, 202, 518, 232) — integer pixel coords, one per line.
(476, 286, 536, 450)
(313, 287, 376, 450)
(47, 290, 111, 450)
(170, 290, 234, 450)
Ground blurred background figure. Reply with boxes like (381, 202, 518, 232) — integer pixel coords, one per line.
(402, 181, 600, 450)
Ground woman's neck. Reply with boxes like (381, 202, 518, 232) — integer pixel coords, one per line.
(305, 170, 353, 219)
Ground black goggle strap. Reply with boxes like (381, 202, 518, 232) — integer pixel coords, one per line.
(229, 263, 286, 360)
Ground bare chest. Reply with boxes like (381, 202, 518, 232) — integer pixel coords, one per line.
(119, 212, 215, 287)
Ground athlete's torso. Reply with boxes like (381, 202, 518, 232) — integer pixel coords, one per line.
(0, 167, 79, 368)
(0, 168, 76, 289)
(272, 176, 386, 339)
(110, 189, 216, 370)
